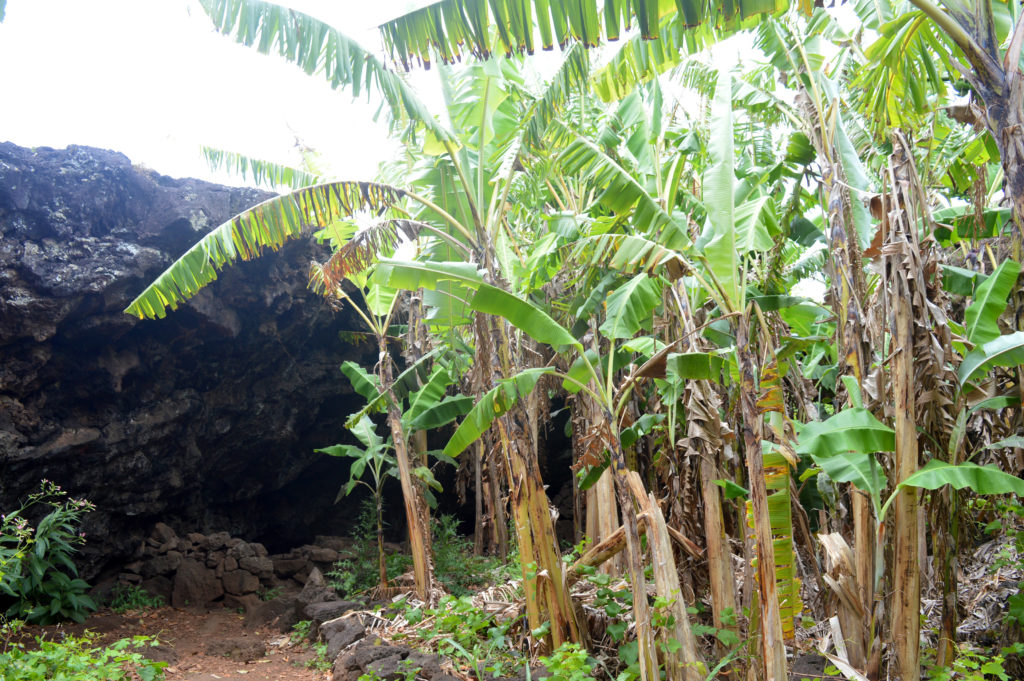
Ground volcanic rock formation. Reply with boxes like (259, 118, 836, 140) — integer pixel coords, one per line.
(0, 142, 373, 577)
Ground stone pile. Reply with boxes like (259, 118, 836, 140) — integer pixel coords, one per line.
(116, 522, 355, 613)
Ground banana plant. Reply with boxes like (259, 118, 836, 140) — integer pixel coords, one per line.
(317, 414, 398, 591)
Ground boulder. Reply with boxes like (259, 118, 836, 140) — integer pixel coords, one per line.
(171, 557, 223, 609)
(245, 593, 299, 632)
(239, 555, 274, 579)
(297, 567, 338, 607)
(321, 617, 366, 659)
(151, 522, 177, 544)
(304, 600, 360, 630)
(222, 569, 260, 596)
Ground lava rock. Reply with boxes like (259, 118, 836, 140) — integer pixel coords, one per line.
(222, 569, 260, 596)
(305, 600, 360, 631)
(171, 558, 223, 609)
(0, 142, 375, 580)
(322, 617, 366, 659)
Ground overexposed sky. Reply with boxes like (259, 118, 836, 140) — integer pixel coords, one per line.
(0, 0, 437, 187)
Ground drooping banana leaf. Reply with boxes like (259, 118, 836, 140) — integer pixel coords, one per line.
(340, 361, 380, 401)
(201, 146, 323, 190)
(599, 273, 662, 339)
(377, 0, 791, 70)
(408, 395, 475, 430)
(964, 259, 1020, 346)
(555, 122, 680, 236)
(376, 259, 579, 350)
(125, 182, 406, 319)
(896, 460, 1024, 496)
(344, 348, 443, 428)
(958, 331, 1024, 386)
(570, 234, 690, 280)
(795, 408, 896, 461)
(403, 364, 455, 428)
(940, 264, 989, 297)
(445, 368, 556, 457)
(878, 459, 1024, 520)
(200, 0, 456, 144)
(665, 352, 726, 381)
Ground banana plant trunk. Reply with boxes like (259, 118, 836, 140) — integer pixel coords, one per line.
(379, 343, 435, 602)
(737, 313, 788, 681)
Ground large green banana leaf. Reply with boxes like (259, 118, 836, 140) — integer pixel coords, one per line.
(964, 259, 1020, 346)
(958, 331, 1024, 386)
(878, 459, 1024, 519)
(375, 259, 579, 350)
(599, 273, 662, 339)
(702, 67, 742, 310)
(125, 182, 406, 319)
(200, 0, 455, 144)
(445, 368, 556, 457)
(377, 0, 789, 70)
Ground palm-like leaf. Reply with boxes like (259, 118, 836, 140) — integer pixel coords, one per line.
(378, 0, 790, 70)
(201, 146, 323, 190)
(555, 122, 679, 234)
(199, 0, 455, 144)
(702, 67, 742, 310)
(570, 233, 691, 280)
(125, 181, 406, 319)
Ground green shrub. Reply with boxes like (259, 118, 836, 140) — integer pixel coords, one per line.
(538, 643, 596, 681)
(327, 500, 411, 599)
(0, 480, 97, 624)
(0, 620, 166, 681)
(432, 515, 503, 596)
(109, 585, 164, 614)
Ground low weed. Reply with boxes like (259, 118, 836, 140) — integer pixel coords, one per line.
(109, 584, 164, 614)
(327, 500, 412, 599)
(539, 643, 596, 681)
(925, 643, 1024, 681)
(0, 619, 166, 681)
(398, 594, 519, 678)
(306, 641, 332, 671)
(290, 619, 312, 646)
(432, 515, 504, 596)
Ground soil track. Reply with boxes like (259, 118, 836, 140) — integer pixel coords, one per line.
(15, 606, 328, 681)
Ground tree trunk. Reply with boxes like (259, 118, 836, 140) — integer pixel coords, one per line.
(737, 314, 788, 681)
(379, 342, 435, 602)
(885, 141, 921, 681)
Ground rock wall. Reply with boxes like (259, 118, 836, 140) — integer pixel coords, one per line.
(0, 143, 375, 577)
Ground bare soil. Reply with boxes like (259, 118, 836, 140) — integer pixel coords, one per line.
(14, 605, 329, 681)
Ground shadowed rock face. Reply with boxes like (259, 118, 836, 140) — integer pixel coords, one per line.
(0, 142, 374, 577)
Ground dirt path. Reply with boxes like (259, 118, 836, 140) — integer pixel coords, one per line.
(16, 606, 329, 681)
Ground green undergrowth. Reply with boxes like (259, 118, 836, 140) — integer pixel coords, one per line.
(328, 504, 504, 599)
(108, 585, 164, 614)
(0, 620, 166, 681)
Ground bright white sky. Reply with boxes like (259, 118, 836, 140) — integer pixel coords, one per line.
(0, 0, 439, 187)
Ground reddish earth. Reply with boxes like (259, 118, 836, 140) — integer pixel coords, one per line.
(15, 605, 329, 681)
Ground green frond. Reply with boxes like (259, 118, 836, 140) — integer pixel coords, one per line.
(523, 42, 590, 148)
(570, 233, 691, 280)
(199, 0, 455, 144)
(202, 146, 323, 190)
(378, 0, 791, 72)
(555, 122, 679, 235)
(125, 181, 406, 320)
